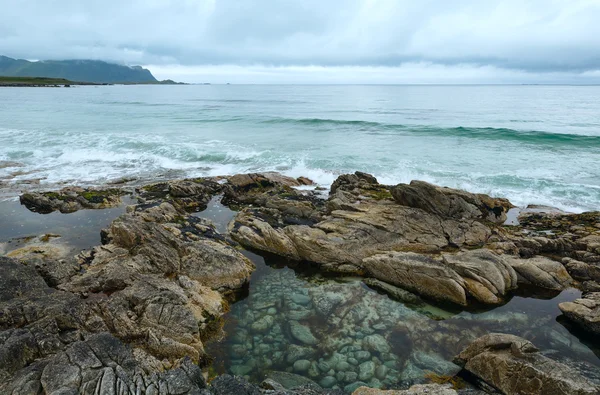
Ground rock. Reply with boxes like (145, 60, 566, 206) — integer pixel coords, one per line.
(563, 257, 600, 282)
(507, 256, 572, 290)
(363, 278, 422, 305)
(251, 315, 275, 333)
(365, 249, 523, 306)
(5, 236, 79, 287)
(290, 293, 312, 305)
(374, 365, 388, 380)
(355, 351, 371, 362)
(139, 177, 222, 212)
(229, 208, 302, 260)
(559, 293, 600, 335)
(286, 345, 316, 364)
(231, 174, 496, 276)
(210, 374, 261, 395)
(352, 384, 458, 394)
(20, 187, 126, 214)
(264, 371, 320, 389)
(1, 332, 208, 395)
(454, 333, 599, 395)
(320, 376, 337, 388)
(290, 321, 319, 345)
(358, 361, 376, 381)
(294, 359, 312, 372)
(362, 334, 391, 354)
(391, 180, 511, 223)
(345, 382, 370, 393)
(364, 252, 468, 305)
(411, 351, 460, 376)
(442, 249, 518, 304)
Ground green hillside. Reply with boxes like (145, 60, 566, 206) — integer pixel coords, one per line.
(0, 56, 157, 84)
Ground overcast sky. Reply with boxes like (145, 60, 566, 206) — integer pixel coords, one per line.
(2, 0, 600, 83)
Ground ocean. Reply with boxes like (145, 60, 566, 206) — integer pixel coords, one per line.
(1, 84, 599, 212)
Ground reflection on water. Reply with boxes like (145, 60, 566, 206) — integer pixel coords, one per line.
(0, 198, 131, 253)
(207, 253, 600, 393)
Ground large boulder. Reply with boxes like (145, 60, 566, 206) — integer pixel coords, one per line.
(559, 292, 600, 335)
(454, 333, 599, 395)
(391, 181, 512, 223)
(364, 250, 518, 306)
(363, 252, 468, 305)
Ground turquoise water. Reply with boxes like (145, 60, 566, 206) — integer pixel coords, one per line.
(206, 250, 600, 392)
(1, 85, 599, 211)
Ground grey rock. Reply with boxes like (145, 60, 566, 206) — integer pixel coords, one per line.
(290, 321, 319, 345)
(454, 333, 599, 395)
(294, 359, 312, 373)
(559, 292, 600, 335)
(358, 361, 375, 381)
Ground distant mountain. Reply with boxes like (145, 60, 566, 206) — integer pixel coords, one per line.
(0, 56, 157, 84)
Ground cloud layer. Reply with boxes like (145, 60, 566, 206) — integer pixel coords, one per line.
(1, 0, 600, 82)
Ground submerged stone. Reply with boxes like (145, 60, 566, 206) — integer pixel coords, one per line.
(358, 361, 376, 381)
(289, 321, 319, 345)
(362, 334, 391, 354)
(293, 359, 311, 372)
(319, 376, 337, 388)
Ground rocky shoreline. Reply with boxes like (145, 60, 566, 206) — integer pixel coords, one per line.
(1, 171, 599, 394)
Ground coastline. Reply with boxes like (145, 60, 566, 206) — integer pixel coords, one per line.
(1, 171, 599, 394)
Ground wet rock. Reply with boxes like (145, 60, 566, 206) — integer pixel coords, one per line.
(294, 359, 312, 372)
(506, 256, 572, 290)
(20, 187, 127, 214)
(352, 384, 458, 394)
(391, 180, 512, 223)
(265, 371, 321, 390)
(289, 321, 319, 345)
(559, 292, 600, 335)
(286, 345, 317, 364)
(362, 334, 391, 354)
(320, 376, 337, 388)
(251, 315, 275, 334)
(363, 278, 422, 305)
(454, 333, 599, 395)
(411, 351, 460, 376)
(139, 178, 222, 212)
(358, 361, 375, 381)
(5, 236, 79, 287)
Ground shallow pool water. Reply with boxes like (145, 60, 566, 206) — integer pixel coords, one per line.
(206, 251, 600, 393)
(0, 198, 132, 253)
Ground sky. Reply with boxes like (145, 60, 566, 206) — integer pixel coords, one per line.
(1, 0, 600, 83)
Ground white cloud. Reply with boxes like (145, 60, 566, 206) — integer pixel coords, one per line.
(1, 0, 600, 82)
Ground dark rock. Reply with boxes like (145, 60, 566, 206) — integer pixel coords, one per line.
(139, 177, 222, 212)
(391, 180, 512, 224)
(20, 187, 126, 214)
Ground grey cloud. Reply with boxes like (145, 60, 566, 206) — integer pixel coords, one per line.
(1, 0, 599, 75)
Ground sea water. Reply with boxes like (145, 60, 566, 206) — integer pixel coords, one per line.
(1, 84, 599, 212)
